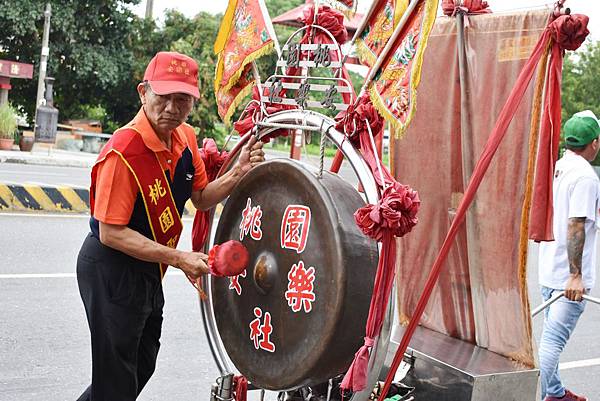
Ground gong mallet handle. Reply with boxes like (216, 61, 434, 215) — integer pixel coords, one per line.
(531, 291, 600, 317)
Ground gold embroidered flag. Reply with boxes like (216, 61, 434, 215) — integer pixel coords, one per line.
(322, 0, 358, 16)
(355, 0, 409, 67)
(214, 0, 276, 124)
(216, 65, 255, 124)
(369, 0, 439, 134)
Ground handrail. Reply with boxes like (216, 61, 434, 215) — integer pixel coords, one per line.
(531, 291, 600, 317)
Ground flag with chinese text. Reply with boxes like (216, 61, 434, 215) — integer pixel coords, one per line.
(214, 0, 276, 124)
(355, 0, 409, 67)
(368, 0, 439, 134)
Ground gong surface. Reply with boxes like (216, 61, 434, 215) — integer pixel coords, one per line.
(212, 158, 378, 390)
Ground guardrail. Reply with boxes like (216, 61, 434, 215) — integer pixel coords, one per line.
(56, 123, 112, 139)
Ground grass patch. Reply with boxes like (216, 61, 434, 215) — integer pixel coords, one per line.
(269, 139, 390, 167)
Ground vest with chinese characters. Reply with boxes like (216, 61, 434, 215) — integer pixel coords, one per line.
(89, 128, 194, 277)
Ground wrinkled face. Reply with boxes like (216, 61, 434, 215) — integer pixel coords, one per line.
(137, 83, 194, 135)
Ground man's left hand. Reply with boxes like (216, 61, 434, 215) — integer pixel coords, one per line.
(565, 274, 585, 301)
(237, 135, 265, 175)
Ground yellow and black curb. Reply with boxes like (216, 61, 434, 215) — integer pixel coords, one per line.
(0, 183, 198, 215)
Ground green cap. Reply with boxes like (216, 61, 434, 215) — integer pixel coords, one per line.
(564, 110, 600, 148)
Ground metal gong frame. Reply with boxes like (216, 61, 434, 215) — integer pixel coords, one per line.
(200, 109, 394, 401)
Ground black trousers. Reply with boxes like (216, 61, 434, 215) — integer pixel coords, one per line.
(76, 234, 164, 401)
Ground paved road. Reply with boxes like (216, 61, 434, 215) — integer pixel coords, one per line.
(0, 164, 91, 188)
(0, 148, 359, 188)
(0, 213, 217, 401)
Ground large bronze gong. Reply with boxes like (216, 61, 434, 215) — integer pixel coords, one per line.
(211, 158, 378, 390)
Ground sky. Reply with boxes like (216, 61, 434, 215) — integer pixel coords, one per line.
(132, 0, 600, 38)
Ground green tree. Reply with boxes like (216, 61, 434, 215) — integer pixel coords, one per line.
(562, 40, 600, 122)
(561, 40, 600, 164)
(0, 0, 140, 126)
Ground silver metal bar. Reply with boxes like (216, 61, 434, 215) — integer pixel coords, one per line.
(282, 43, 339, 51)
(256, 121, 325, 132)
(531, 291, 565, 317)
(347, 0, 384, 51)
(276, 60, 342, 69)
(584, 294, 600, 305)
(532, 291, 600, 317)
(263, 81, 352, 93)
(55, 130, 112, 139)
(259, 97, 349, 111)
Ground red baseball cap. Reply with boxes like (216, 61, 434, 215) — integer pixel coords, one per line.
(143, 51, 200, 99)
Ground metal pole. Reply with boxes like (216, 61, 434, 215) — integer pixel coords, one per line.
(532, 291, 600, 318)
(35, 3, 51, 109)
(455, 9, 489, 349)
(0, 88, 8, 105)
(145, 0, 154, 19)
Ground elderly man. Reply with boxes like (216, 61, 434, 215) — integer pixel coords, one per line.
(76, 51, 264, 400)
(538, 111, 600, 401)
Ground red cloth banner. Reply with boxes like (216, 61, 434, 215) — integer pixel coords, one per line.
(191, 138, 228, 252)
(336, 96, 420, 392)
(380, 12, 590, 401)
(369, 0, 439, 134)
(529, 14, 590, 241)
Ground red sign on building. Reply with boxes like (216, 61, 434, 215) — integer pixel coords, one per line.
(0, 60, 34, 79)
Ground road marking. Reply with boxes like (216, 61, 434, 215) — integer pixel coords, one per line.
(0, 271, 186, 279)
(0, 212, 194, 221)
(560, 358, 600, 371)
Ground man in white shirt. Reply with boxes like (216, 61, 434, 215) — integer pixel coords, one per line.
(538, 111, 600, 401)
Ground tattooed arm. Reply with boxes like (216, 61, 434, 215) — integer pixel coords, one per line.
(566, 217, 586, 301)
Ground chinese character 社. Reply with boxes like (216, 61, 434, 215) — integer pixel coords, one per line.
(249, 307, 275, 352)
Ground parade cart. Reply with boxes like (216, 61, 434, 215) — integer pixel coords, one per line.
(196, 1, 592, 400)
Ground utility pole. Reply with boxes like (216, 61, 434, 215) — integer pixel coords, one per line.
(145, 0, 154, 19)
(35, 3, 51, 108)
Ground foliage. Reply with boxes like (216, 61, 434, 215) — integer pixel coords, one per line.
(0, 103, 18, 138)
(561, 40, 600, 164)
(0, 0, 140, 128)
(75, 104, 120, 134)
(562, 40, 600, 122)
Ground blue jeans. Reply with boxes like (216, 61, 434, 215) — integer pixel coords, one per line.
(539, 286, 586, 399)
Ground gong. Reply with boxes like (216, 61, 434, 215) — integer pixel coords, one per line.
(211, 158, 378, 391)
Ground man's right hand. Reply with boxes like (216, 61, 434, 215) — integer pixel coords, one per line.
(176, 252, 209, 280)
(565, 274, 585, 301)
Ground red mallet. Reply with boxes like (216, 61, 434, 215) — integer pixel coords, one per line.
(208, 240, 249, 277)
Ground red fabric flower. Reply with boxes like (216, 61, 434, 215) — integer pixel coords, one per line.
(199, 138, 228, 181)
(335, 94, 384, 147)
(550, 14, 589, 51)
(354, 184, 420, 242)
(301, 5, 348, 45)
